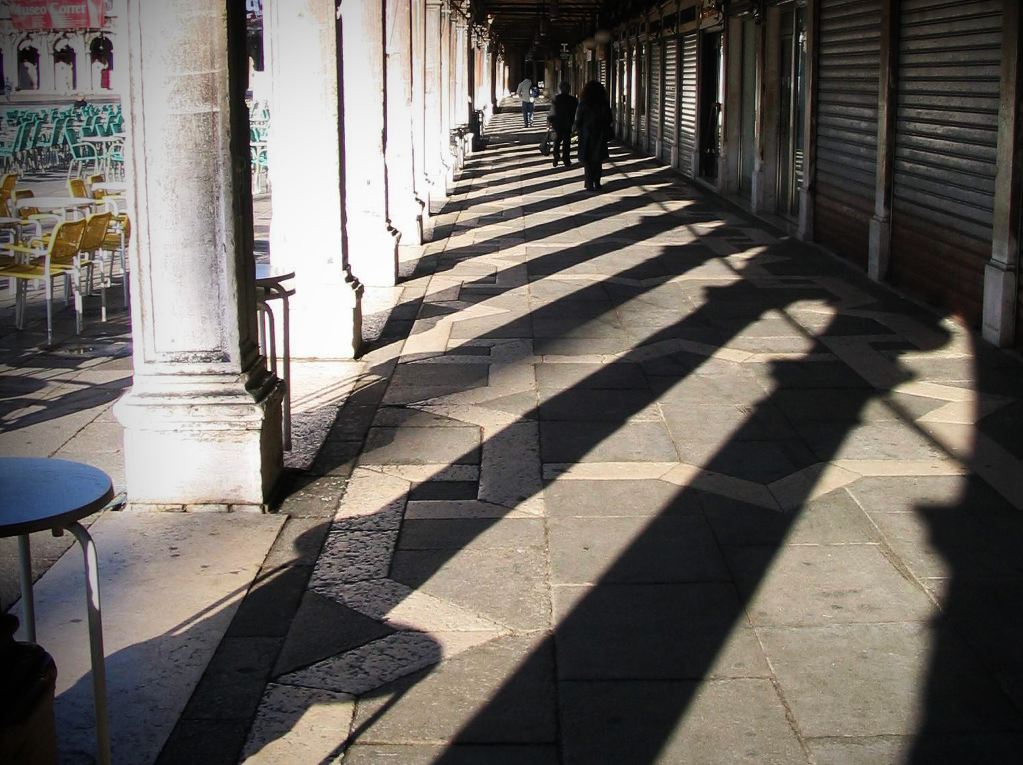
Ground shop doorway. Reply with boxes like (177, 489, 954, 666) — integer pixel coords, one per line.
(698, 31, 722, 180)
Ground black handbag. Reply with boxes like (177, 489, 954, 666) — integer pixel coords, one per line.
(539, 129, 551, 156)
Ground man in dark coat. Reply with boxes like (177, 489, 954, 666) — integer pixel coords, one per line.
(574, 80, 613, 190)
(549, 82, 578, 168)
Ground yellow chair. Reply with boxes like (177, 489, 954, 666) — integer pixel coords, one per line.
(68, 177, 90, 199)
(101, 212, 131, 307)
(0, 173, 17, 204)
(77, 211, 113, 320)
(0, 218, 87, 345)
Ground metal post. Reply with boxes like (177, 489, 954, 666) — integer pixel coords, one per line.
(67, 521, 110, 765)
(16, 534, 35, 643)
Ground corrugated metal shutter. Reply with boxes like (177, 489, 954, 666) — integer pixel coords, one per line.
(678, 32, 698, 177)
(649, 40, 662, 154)
(636, 41, 647, 148)
(814, 0, 882, 267)
(662, 37, 678, 165)
(891, 0, 1002, 323)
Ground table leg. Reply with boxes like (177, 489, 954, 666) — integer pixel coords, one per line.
(16, 534, 36, 642)
(67, 521, 110, 765)
(279, 287, 292, 451)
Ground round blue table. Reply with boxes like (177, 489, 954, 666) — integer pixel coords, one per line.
(0, 457, 114, 765)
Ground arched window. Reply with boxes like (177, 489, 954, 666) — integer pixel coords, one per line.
(53, 36, 78, 94)
(17, 41, 39, 91)
(90, 36, 114, 90)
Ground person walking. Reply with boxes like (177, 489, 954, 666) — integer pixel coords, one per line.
(515, 76, 535, 128)
(574, 80, 614, 191)
(549, 82, 578, 168)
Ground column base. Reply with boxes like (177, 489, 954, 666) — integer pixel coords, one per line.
(798, 187, 814, 241)
(750, 164, 765, 214)
(347, 225, 401, 287)
(289, 269, 364, 359)
(868, 214, 891, 281)
(114, 366, 285, 510)
(982, 261, 1019, 347)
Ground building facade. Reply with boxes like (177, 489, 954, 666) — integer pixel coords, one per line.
(0, 0, 126, 98)
(553, 0, 1019, 349)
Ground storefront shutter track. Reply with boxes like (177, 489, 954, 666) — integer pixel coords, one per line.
(649, 41, 662, 154)
(891, 0, 1002, 323)
(662, 38, 678, 165)
(814, 0, 882, 267)
(679, 32, 698, 177)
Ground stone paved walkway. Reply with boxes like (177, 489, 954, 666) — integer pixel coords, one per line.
(181, 106, 1023, 764)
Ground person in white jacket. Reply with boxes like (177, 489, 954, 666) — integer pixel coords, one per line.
(516, 77, 535, 128)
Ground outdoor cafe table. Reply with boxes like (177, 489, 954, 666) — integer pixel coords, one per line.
(0, 457, 113, 765)
(15, 196, 95, 219)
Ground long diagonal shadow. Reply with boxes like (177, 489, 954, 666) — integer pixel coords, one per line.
(271, 124, 1019, 763)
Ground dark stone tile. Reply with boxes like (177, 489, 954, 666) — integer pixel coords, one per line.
(534, 362, 649, 390)
(539, 389, 658, 421)
(273, 592, 393, 676)
(359, 426, 481, 465)
(553, 583, 767, 679)
(181, 637, 281, 721)
(766, 360, 872, 389)
(409, 481, 479, 500)
(389, 362, 490, 392)
(155, 719, 250, 765)
(397, 518, 545, 551)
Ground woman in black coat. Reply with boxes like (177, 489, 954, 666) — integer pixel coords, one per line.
(574, 80, 613, 191)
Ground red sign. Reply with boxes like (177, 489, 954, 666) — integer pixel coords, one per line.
(7, 1, 107, 31)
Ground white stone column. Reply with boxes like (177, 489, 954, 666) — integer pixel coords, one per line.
(425, 0, 450, 206)
(264, 0, 362, 359)
(339, 0, 400, 287)
(440, 5, 455, 190)
(411, 0, 433, 236)
(386, 0, 424, 245)
(983, 0, 1021, 347)
(115, 0, 283, 511)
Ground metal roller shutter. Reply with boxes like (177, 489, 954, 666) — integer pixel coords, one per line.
(891, 0, 1002, 323)
(814, 0, 882, 267)
(649, 40, 662, 154)
(638, 40, 646, 149)
(679, 32, 698, 178)
(662, 38, 678, 165)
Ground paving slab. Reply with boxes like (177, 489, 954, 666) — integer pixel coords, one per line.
(350, 634, 557, 745)
(24, 511, 284, 765)
(548, 514, 729, 584)
(758, 623, 1023, 738)
(559, 680, 807, 765)
(552, 583, 769, 680)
